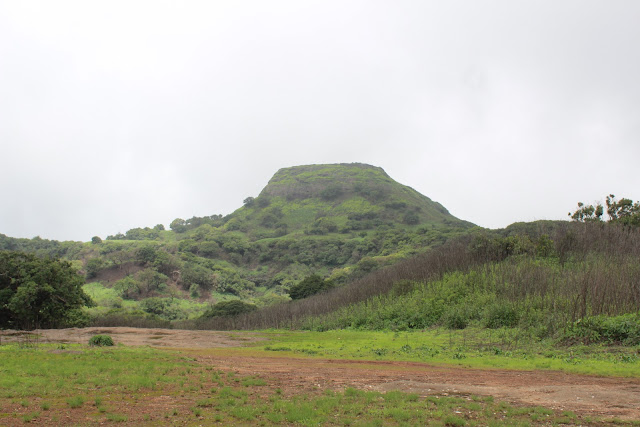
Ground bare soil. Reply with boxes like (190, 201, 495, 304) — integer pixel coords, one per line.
(1, 326, 266, 348)
(196, 354, 640, 421)
(3, 327, 640, 422)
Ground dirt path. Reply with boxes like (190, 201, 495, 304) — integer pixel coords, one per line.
(4, 327, 639, 421)
(194, 354, 640, 420)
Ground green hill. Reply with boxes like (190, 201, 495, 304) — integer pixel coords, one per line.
(230, 163, 470, 236)
(0, 163, 474, 324)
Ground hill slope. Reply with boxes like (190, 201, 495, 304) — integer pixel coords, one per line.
(1, 163, 475, 322)
(230, 163, 470, 237)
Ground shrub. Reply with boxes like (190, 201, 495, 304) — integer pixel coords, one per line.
(89, 335, 114, 347)
(564, 314, 640, 345)
(484, 304, 519, 329)
(201, 300, 257, 318)
(289, 275, 333, 300)
(444, 309, 469, 330)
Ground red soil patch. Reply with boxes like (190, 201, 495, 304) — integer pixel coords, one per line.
(193, 353, 640, 420)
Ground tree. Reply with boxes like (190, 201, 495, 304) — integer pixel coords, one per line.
(113, 276, 140, 300)
(136, 268, 168, 294)
(570, 195, 640, 226)
(201, 300, 257, 318)
(135, 245, 159, 265)
(243, 197, 255, 207)
(0, 251, 94, 329)
(170, 218, 187, 233)
(91, 236, 102, 244)
(569, 202, 603, 222)
(85, 257, 107, 278)
(606, 194, 640, 225)
(288, 274, 334, 300)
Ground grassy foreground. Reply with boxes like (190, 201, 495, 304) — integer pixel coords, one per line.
(1, 330, 639, 425)
(252, 328, 640, 378)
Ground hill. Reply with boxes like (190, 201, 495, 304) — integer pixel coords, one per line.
(0, 163, 474, 324)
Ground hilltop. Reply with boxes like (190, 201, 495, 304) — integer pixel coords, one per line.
(231, 163, 470, 236)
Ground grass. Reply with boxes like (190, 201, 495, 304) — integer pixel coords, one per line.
(106, 413, 128, 422)
(66, 396, 85, 408)
(250, 328, 640, 377)
(0, 338, 637, 425)
(0, 343, 190, 399)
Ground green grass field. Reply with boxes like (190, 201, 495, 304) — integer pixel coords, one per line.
(253, 328, 640, 378)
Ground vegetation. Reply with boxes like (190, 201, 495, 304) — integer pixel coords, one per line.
(288, 274, 334, 300)
(0, 343, 627, 425)
(258, 328, 640, 377)
(1, 161, 638, 343)
(201, 300, 257, 318)
(88, 335, 114, 347)
(188, 220, 640, 338)
(0, 163, 473, 328)
(569, 193, 640, 226)
(0, 251, 93, 329)
(3, 166, 640, 423)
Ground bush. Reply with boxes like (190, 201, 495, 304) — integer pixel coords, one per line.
(201, 300, 257, 318)
(484, 304, 519, 329)
(88, 335, 114, 347)
(289, 275, 333, 300)
(443, 309, 469, 330)
(564, 314, 640, 345)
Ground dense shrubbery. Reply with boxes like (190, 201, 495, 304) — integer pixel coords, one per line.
(563, 314, 640, 345)
(192, 222, 640, 339)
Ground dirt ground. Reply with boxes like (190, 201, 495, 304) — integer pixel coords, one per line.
(0, 326, 265, 348)
(3, 327, 640, 421)
(197, 354, 640, 421)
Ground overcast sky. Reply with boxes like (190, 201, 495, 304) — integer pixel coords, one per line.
(1, 1, 639, 242)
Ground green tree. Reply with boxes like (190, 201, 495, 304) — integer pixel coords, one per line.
(570, 195, 640, 226)
(0, 251, 94, 329)
(170, 218, 187, 233)
(606, 194, 640, 225)
(136, 245, 160, 265)
(85, 257, 107, 279)
(113, 276, 140, 300)
(288, 274, 334, 300)
(136, 268, 168, 294)
(201, 300, 257, 318)
(91, 236, 102, 244)
(569, 202, 603, 222)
